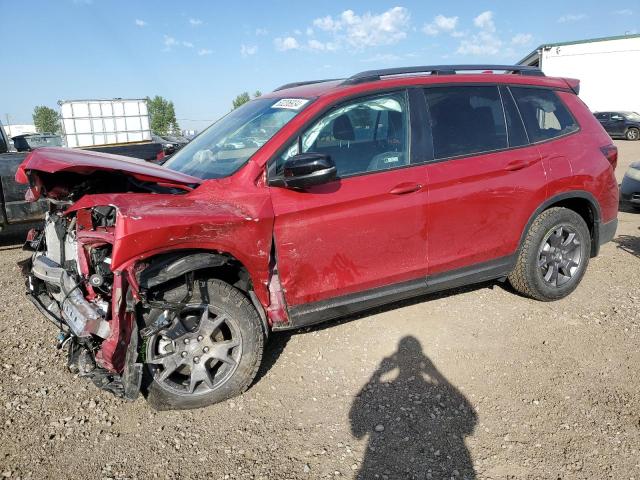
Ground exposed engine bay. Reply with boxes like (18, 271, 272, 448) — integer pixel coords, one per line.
(24, 204, 136, 396)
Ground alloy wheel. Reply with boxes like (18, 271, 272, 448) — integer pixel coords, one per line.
(537, 225, 583, 288)
(147, 305, 242, 395)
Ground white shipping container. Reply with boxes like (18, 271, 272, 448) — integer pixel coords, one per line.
(518, 34, 640, 114)
(58, 98, 152, 148)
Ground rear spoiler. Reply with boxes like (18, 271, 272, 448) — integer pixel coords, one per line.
(563, 78, 580, 95)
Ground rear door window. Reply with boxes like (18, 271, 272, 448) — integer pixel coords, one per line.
(510, 87, 579, 143)
(423, 86, 507, 159)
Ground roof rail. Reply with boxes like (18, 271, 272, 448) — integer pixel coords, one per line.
(273, 78, 342, 92)
(343, 65, 545, 85)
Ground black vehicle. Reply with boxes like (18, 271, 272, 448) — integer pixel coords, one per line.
(0, 124, 46, 229)
(151, 134, 189, 155)
(621, 161, 640, 210)
(12, 133, 63, 152)
(594, 111, 640, 141)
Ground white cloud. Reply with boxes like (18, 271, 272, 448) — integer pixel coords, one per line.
(241, 44, 258, 57)
(255, 28, 268, 36)
(612, 9, 633, 15)
(309, 7, 410, 50)
(274, 36, 300, 51)
(135, 19, 147, 27)
(313, 15, 341, 32)
(198, 49, 212, 56)
(306, 27, 314, 36)
(163, 35, 178, 48)
(558, 13, 587, 23)
(189, 18, 203, 26)
(511, 33, 533, 46)
(457, 30, 502, 55)
(423, 14, 459, 36)
(308, 39, 326, 51)
(473, 11, 495, 32)
(182, 41, 194, 48)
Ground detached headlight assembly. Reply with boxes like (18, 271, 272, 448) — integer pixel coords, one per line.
(625, 167, 640, 182)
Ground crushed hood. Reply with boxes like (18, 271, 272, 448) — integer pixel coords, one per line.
(16, 147, 202, 186)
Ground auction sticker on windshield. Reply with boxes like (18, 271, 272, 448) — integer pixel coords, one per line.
(272, 98, 309, 110)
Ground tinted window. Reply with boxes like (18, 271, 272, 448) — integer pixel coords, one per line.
(595, 112, 609, 120)
(424, 86, 507, 159)
(500, 86, 529, 148)
(510, 87, 578, 143)
(277, 92, 409, 177)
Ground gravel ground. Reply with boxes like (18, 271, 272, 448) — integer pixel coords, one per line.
(0, 141, 639, 480)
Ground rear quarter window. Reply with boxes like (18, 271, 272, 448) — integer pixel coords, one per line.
(510, 87, 579, 143)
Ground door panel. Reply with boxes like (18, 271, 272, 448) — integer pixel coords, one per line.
(422, 85, 547, 275)
(270, 167, 429, 306)
(425, 147, 545, 274)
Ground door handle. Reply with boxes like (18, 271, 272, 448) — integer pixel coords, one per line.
(389, 182, 422, 195)
(505, 158, 539, 172)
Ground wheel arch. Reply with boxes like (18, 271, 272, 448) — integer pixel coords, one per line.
(518, 191, 602, 258)
(133, 248, 269, 335)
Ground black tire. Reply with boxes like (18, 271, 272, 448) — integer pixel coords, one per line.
(626, 127, 640, 141)
(144, 279, 264, 410)
(508, 207, 591, 301)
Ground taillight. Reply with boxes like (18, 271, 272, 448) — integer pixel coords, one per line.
(600, 144, 618, 170)
(156, 150, 166, 161)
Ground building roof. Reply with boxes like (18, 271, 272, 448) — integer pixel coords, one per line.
(517, 33, 640, 65)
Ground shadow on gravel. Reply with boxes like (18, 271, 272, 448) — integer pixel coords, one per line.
(613, 234, 640, 259)
(350, 336, 477, 479)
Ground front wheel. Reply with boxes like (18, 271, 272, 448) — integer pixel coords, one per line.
(508, 207, 591, 301)
(143, 279, 264, 410)
(626, 127, 640, 141)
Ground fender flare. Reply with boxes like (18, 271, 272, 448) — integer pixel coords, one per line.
(136, 250, 270, 336)
(517, 190, 602, 257)
(138, 251, 229, 289)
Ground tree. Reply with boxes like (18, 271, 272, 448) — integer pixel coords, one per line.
(32, 106, 60, 134)
(232, 92, 251, 110)
(146, 95, 180, 136)
(232, 90, 262, 110)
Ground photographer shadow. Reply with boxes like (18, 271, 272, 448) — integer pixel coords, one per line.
(350, 336, 477, 479)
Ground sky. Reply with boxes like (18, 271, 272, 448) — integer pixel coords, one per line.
(0, 0, 637, 131)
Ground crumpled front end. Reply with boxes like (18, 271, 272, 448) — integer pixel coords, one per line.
(24, 205, 141, 398)
(17, 148, 277, 400)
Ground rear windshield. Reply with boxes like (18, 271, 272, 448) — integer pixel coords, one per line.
(164, 97, 312, 179)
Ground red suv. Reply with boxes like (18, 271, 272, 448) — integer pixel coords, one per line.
(17, 65, 618, 410)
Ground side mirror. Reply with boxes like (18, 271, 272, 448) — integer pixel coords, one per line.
(282, 153, 337, 189)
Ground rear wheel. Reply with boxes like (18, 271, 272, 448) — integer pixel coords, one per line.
(144, 279, 264, 410)
(508, 207, 591, 301)
(626, 127, 640, 141)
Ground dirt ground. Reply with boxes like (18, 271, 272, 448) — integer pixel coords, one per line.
(0, 141, 639, 480)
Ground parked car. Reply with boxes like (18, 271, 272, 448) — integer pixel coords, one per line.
(152, 134, 189, 155)
(12, 133, 63, 152)
(594, 111, 640, 140)
(621, 161, 640, 209)
(0, 123, 48, 229)
(17, 65, 619, 410)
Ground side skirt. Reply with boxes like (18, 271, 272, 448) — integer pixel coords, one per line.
(275, 254, 516, 331)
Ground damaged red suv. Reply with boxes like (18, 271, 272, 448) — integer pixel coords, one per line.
(17, 65, 618, 410)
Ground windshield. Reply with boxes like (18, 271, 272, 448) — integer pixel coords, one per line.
(624, 112, 640, 121)
(164, 97, 311, 179)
